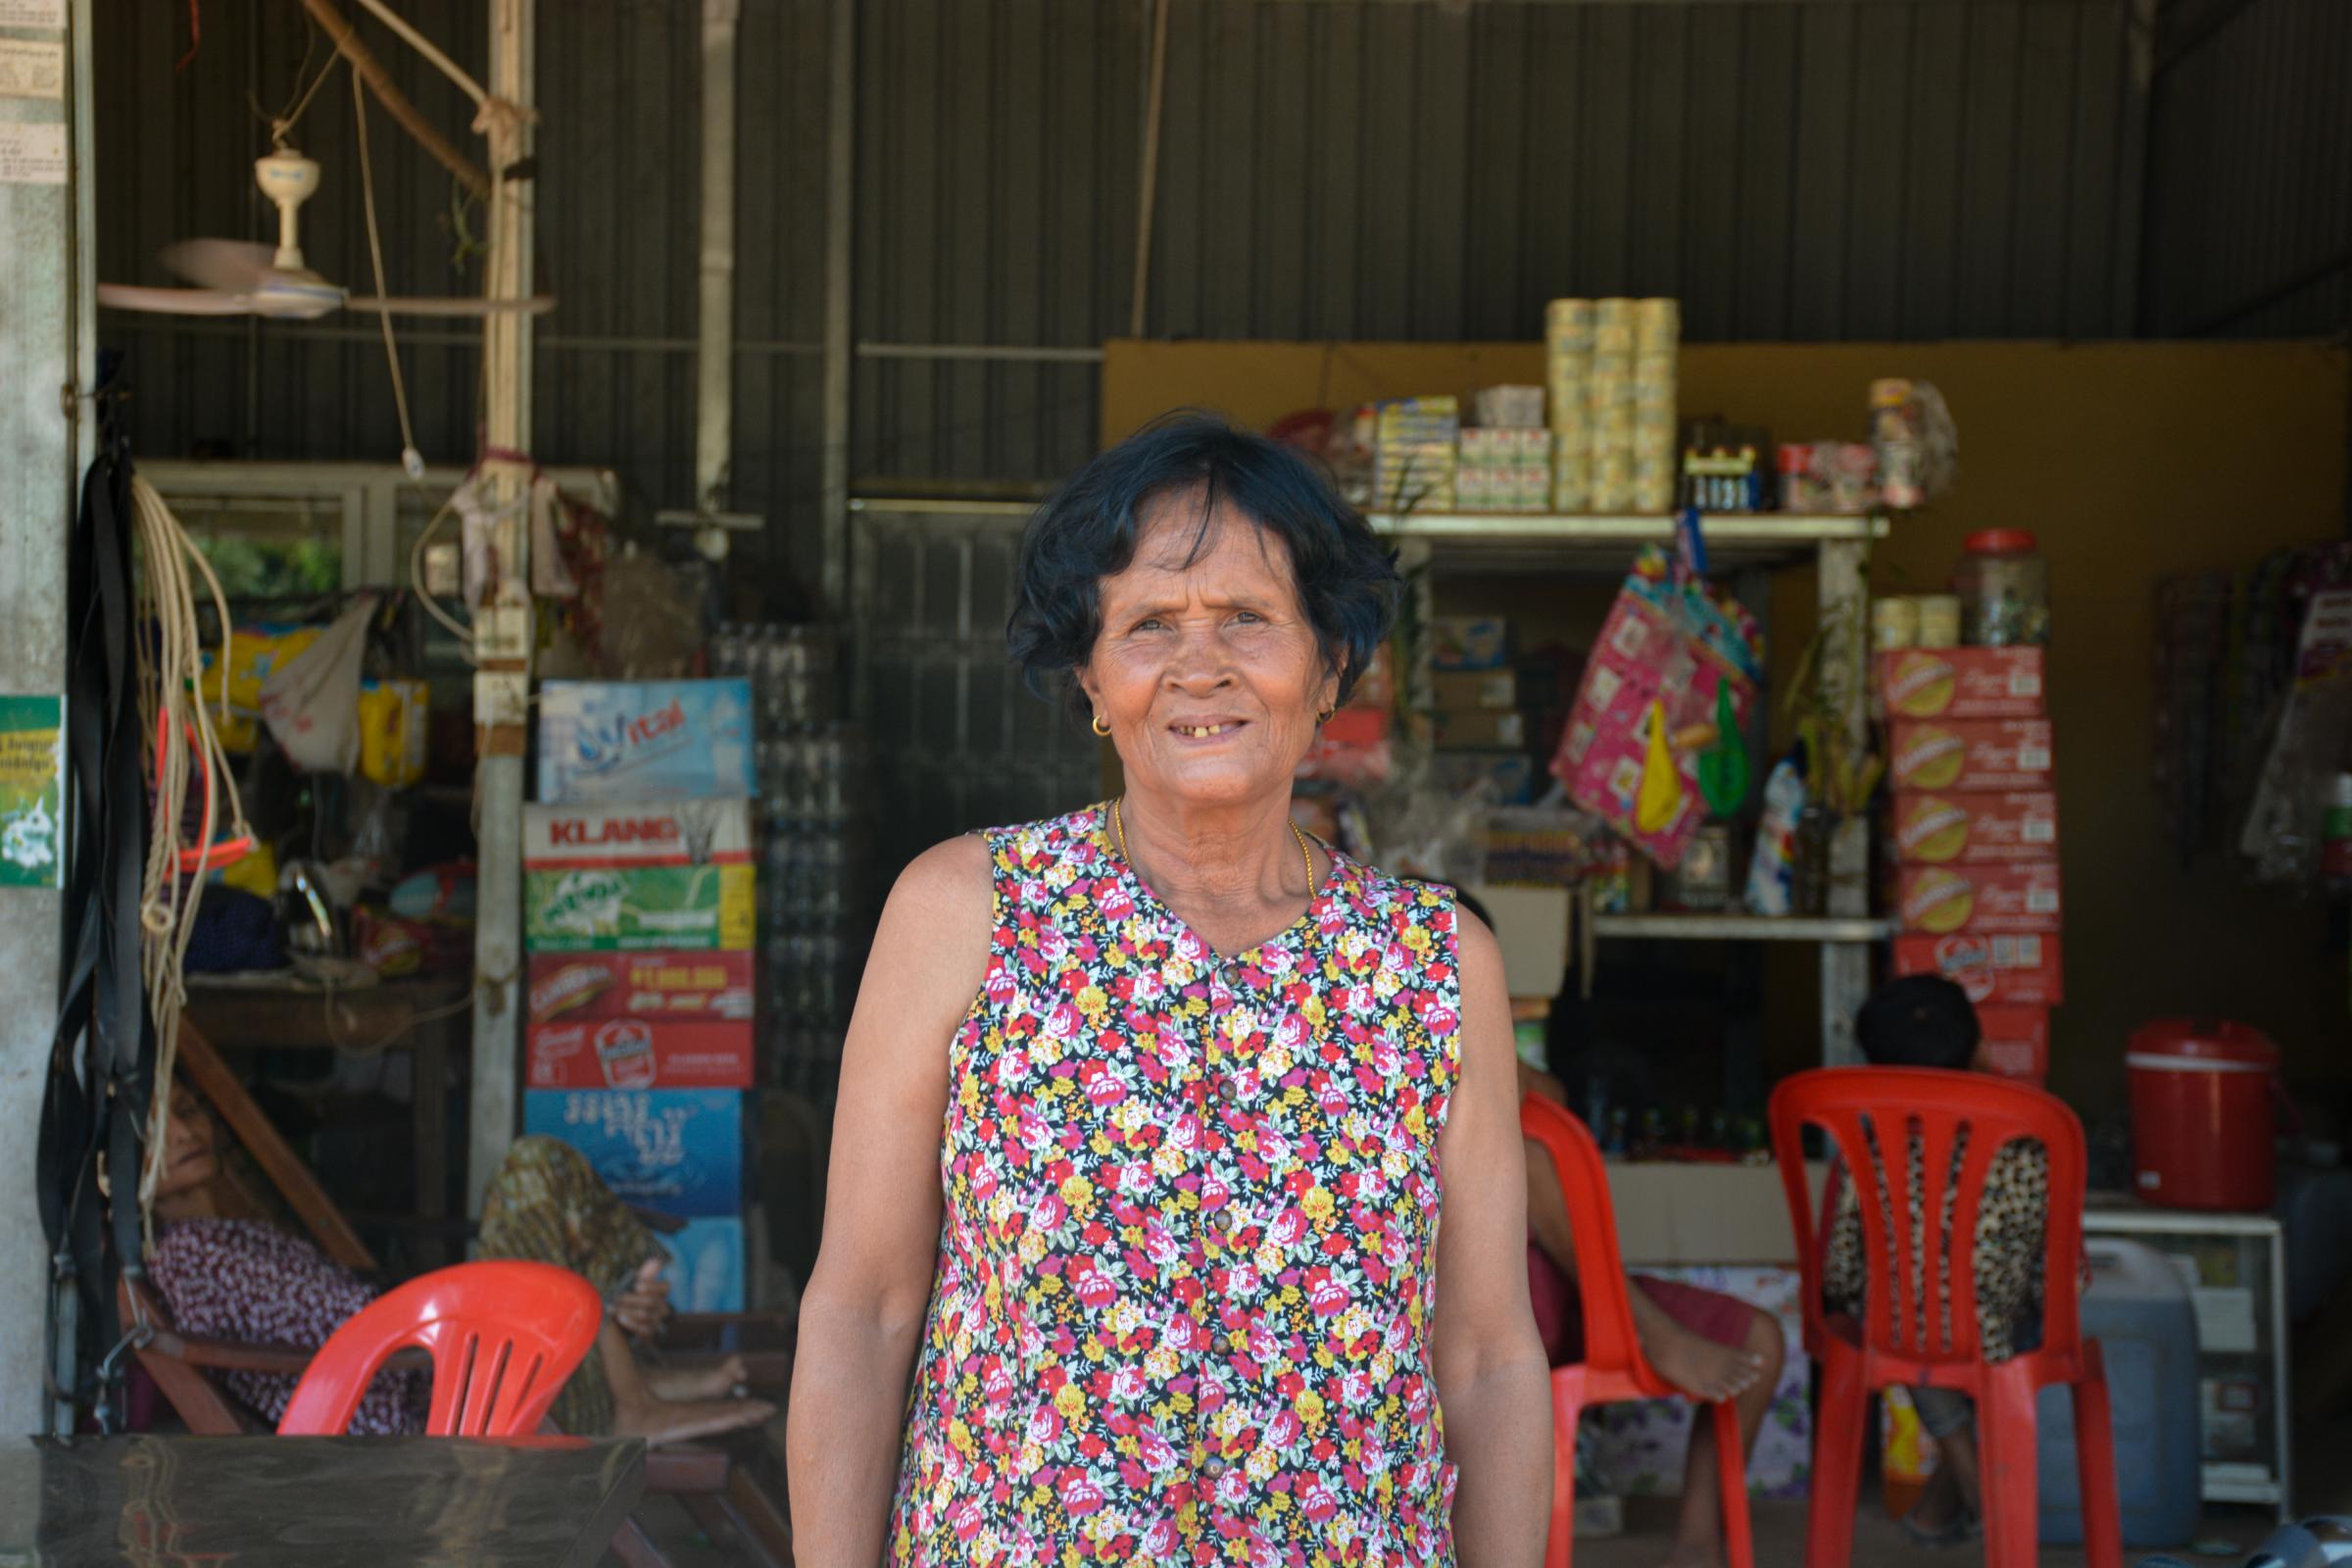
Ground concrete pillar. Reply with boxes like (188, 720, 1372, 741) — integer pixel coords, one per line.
(0, 0, 93, 1434)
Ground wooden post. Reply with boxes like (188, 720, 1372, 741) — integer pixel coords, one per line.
(467, 0, 536, 1215)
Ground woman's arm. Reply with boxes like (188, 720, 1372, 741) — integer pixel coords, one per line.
(785, 835, 995, 1567)
(1431, 910, 1554, 1568)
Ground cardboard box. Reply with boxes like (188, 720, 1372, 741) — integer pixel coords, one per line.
(527, 951, 754, 1025)
(1879, 648, 2046, 720)
(1897, 862, 2063, 935)
(523, 1088, 747, 1217)
(1431, 615, 1508, 670)
(1432, 670, 1518, 710)
(660, 1216, 747, 1312)
(1890, 933, 2065, 1005)
(1976, 1005, 2050, 1085)
(1890, 791, 2059, 863)
(1887, 720, 2056, 793)
(523, 799, 755, 952)
(536, 679, 755, 803)
(1464, 882, 1570, 1000)
(1433, 709, 1526, 751)
(1603, 1160, 1831, 1266)
(1433, 751, 1536, 804)
(527, 1018, 754, 1090)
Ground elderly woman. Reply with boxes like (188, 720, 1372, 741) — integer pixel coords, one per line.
(787, 416, 1550, 1566)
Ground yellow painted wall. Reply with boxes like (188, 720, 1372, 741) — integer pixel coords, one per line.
(1102, 340, 2350, 1106)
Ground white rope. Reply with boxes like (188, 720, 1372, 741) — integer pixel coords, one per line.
(353, 70, 422, 475)
(127, 476, 249, 1247)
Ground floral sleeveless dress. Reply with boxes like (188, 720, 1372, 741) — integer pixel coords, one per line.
(888, 806, 1465, 1568)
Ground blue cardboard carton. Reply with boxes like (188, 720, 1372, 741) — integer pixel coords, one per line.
(524, 1088, 747, 1217)
(537, 679, 756, 803)
(660, 1216, 748, 1312)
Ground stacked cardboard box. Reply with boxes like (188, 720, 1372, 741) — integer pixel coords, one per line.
(1430, 617, 1532, 803)
(1545, 298, 1679, 514)
(525, 680, 759, 1308)
(1881, 648, 2062, 1083)
(1372, 397, 1459, 512)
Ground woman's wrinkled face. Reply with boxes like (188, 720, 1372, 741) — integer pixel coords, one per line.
(1079, 490, 1337, 810)
(156, 1083, 220, 1199)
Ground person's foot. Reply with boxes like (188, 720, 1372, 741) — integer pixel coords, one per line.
(1644, 1322, 1767, 1403)
(612, 1393, 778, 1447)
(645, 1354, 749, 1401)
(1899, 1467, 1980, 1547)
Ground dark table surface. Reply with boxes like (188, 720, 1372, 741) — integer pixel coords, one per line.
(0, 1433, 647, 1567)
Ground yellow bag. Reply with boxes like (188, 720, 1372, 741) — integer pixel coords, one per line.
(358, 679, 429, 789)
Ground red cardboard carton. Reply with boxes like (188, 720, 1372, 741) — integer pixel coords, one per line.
(1886, 720, 2055, 793)
(1880, 648, 2046, 720)
(526, 1017, 754, 1089)
(1897, 862, 2063, 935)
(527, 951, 754, 1026)
(1891, 933, 2065, 1006)
(1976, 1005, 2050, 1085)
(1891, 791, 2059, 863)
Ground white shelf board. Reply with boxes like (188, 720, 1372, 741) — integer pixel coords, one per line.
(1368, 511, 1886, 572)
(1590, 913, 1895, 943)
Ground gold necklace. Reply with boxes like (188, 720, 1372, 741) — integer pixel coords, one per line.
(1112, 796, 1317, 899)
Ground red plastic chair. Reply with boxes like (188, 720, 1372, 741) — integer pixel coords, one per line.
(1521, 1095, 1754, 1568)
(1766, 1066, 2121, 1568)
(277, 1260, 604, 1438)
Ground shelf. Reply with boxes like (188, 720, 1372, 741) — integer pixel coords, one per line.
(1590, 913, 1894, 943)
(1368, 511, 1888, 572)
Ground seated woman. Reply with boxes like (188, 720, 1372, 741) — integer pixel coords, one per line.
(1469, 895, 1785, 1568)
(1821, 975, 2068, 1548)
(143, 1078, 777, 1443)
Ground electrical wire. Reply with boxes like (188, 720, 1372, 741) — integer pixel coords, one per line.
(407, 486, 477, 652)
(352, 69, 422, 476)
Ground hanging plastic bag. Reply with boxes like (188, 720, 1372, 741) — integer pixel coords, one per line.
(259, 594, 377, 774)
(1550, 533, 1762, 869)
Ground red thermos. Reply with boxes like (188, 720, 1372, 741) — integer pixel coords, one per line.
(2126, 1018, 2281, 1211)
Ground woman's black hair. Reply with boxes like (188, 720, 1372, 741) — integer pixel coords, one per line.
(1854, 975, 1982, 1070)
(1006, 411, 1400, 721)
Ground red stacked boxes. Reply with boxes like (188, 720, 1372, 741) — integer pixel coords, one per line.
(1882, 645, 2060, 1084)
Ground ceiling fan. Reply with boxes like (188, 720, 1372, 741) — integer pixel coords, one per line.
(98, 148, 552, 322)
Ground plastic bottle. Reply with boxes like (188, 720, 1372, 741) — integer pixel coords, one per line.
(1954, 529, 2050, 646)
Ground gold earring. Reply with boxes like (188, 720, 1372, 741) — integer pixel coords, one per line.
(1091, 713, 1111, 738)
(1316, 707, 1336, 724)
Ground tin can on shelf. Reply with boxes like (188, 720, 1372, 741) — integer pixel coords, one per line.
(1593, 298, 1635, 354)
(1874, 596, 1921, 652)
(1634, 298, 1680, 353)
(1914, 594, 1963, 650)
(1545, 298, 1595, 355)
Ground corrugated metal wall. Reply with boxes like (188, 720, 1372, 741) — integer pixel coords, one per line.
(2141, 0, 2352, 337)
(102, 0, 2149, 514)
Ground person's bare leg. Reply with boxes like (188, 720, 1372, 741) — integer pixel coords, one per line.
(644, 1355, 751, 1401)
(1908, 1420, 1982, 1530)
(600, 1322, 776, 1444)
(1661, 1309, 1784, 1568)
(1524, 1138, 1767, 1403)
(1631, 1284, 1769, 1404)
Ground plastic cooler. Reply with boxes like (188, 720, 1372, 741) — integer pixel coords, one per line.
(2127, 1018, 2282, 1211)
(2035, 1239, 2200, 1547)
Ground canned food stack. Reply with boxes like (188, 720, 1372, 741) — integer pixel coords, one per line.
(1879, 531, 2059, 1084)
(1545, 298, 1680, 514)
(1456, 426, 1553, 513)
(1372, 397, 1459, 513)
(522, 678, 760, 1310)
(713, 623, 869, 1101)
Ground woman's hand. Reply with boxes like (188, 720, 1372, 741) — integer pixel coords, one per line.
(613, 1257, 671, 1341)
(1432, 906, 1554, 1568)
(786, 835, 994, 1568)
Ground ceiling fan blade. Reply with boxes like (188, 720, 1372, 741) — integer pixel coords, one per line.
(344, 294, 558, 318)
(161, 238, 277, 294)
(97, 283, 255, 318)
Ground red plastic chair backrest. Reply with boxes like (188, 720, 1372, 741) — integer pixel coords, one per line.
(1768, 1066, 2086, 1368)
(276, 1260, 604, 1438)
(1520, 1094, 1670, 1396)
